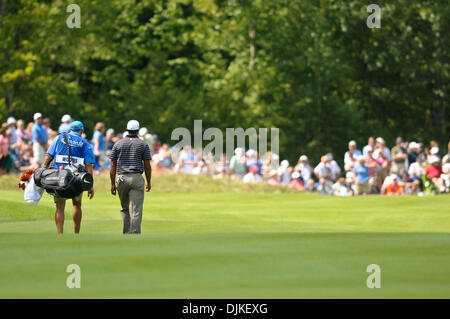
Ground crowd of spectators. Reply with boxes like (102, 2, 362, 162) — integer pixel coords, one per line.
(1, 114, 449, 196)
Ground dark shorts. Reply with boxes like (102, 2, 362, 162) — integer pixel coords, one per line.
(53, 192, 83, 204)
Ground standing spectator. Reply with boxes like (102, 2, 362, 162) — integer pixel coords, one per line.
(105, 128, 116, 154)
(315, 155, 334, 191)
(375, 137, 391, 162)
(326, 153, 341, 180)
(363, 136, 375, 157)
(58, 114, 72, 133)
(0, 125, 11, 173)
(390, 137, 408, 175)
(7, 117, 17, 146)
(408, 142, 419, 164)
(229, 148, 246, 179)
(344, 140, 361, 172)
(15, 119, 30, 146)
(92, 122, 106, 169)
(31, 113, 48, 168)
(109, 120, 152, 234)
(353, 155, 370, 195)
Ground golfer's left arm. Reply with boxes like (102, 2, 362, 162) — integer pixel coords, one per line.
(144, 159, 152, 192)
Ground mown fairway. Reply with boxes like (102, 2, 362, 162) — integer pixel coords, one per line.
(0, 175, 449, 298)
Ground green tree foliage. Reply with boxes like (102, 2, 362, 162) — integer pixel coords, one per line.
(0, 0, 448, 165)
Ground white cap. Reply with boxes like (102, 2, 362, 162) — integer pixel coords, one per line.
(376, 137, 385, 144)
(299, 155, 308, 162)
(61, 114, 71, 123)
(409, 141, 418, 149)
(430, 146, 439, 155)
(428, 155, 440, 164)
(349, 140, 357, 146)
(126, 120, 140, 131)
(234, 147, 244, 155)
(281, 160, 289, 168)
(139, 127, 148, 136)
(33, 112, 42, 121)
(291, 171, 300, 179)
(106, 128, 115, 136)
(7, 117, 16, 125)
(246, 149, 256, 157)
(366, 145, 373, 152)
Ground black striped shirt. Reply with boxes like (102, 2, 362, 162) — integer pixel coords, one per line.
(110, 135, 151, 174)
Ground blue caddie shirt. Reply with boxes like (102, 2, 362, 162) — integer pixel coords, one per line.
(47, 131, 95, 169)
(32, 122, 48, 144)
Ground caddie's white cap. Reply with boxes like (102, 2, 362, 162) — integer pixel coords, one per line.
(7, 117, 16, 125)
(127, 120, 140, 131)
(139, 127, 148, 136)
(33, 112, 42, 121)
(61, 114, 71, 123)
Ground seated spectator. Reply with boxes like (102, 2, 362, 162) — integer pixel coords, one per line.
(304, 179, 315, 192)
(243, 165, 263, 183)
(368, 177, 380, 194)
(399, 172, 420, 195)
(442, 141, 450, 165)
(295, 155, 312, 186)
(317, 178, 332, 195)
(176, 146, 196, 174)
(158, 143, 173, 169)
(289, 171, 304, 191)
(353, 155, 370, 195)
(278, 160, 291, 185)
(267, 169, 281, 185)
(192, 159, 208, 175)
(386, 176, 404, 195)
(390, 137, 408, 176)
(425, 156, 444, 192)
(344, 140, 362, 172)
(314, 155, 334, 190)
(332, 177, 353, 196)
(408, 153, 425, 190)
(364, 146, 378, 177)
(441, 161, 450, 193)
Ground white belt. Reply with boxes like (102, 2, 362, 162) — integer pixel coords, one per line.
(55, 155, 85, 165)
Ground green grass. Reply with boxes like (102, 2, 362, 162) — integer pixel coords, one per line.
(0, 173, 449, 298)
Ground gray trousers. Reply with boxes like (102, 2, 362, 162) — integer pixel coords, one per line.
(117, 173, 145, 234)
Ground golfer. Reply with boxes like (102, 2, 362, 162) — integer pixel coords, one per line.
(43, 121, 95, 234)
(110, 120, 152, 234)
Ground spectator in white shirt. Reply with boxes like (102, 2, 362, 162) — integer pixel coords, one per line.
(344, 140, 362, 172)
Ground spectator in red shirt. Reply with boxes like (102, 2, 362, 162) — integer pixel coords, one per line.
(425, 156, 444, 191)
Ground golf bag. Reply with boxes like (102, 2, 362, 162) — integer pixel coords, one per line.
(34, 133, 93, 199)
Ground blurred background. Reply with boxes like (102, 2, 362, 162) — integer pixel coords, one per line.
(0, 0, 448, 165)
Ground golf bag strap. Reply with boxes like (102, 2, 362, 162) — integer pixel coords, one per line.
(62, 132, 72, 166)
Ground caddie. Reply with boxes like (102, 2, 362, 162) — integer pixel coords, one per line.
(109, 120, 152, 234)
(42, 121, 95, 234)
